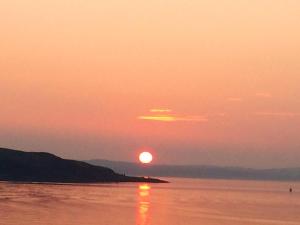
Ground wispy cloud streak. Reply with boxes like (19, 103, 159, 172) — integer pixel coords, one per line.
(256, 92, 272, 98)
(227, 97, 243, 102)
(150, 109, 172, 113)
(255, 112, 300, 117)
(138, 115, 208, 122)
(138, 109, 208, 122)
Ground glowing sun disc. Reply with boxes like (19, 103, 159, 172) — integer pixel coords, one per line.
(139, 152, 153, 164)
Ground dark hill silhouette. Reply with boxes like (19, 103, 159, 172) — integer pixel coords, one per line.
(87, 159, 300, 181)
(0, 148, 167, 183)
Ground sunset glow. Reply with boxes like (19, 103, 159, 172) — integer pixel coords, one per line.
(1, 0, 300, 168)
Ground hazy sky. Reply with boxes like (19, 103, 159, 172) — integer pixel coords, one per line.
(1, 0, 300, 168)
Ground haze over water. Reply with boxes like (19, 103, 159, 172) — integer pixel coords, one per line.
(1, 178, 300, 225)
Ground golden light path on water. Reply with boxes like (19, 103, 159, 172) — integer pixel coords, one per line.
(137, 184, 151, 225)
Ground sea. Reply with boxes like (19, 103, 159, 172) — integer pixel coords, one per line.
(0, 178, 299, 225)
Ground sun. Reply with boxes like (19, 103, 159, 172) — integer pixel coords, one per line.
(139, 152, 153, 164)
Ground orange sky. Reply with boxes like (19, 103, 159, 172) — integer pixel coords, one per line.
(1, 0, 300, 168)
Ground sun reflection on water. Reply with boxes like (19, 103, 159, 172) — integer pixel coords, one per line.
(136, 184, 151, 225)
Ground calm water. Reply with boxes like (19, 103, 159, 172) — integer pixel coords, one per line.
(0, 178, 300, 225)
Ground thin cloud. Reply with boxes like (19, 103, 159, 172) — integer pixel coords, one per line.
(138, 115, 208, 122)
(215, 113, 226, 117)
(138, 109, 208, 122)
(227, 97, 243, 102)
(150, 109, 172, 113)
(256, 92, 272, 98)
(255, 112, 300, 117)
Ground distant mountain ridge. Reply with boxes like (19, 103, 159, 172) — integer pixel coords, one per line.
(87, 159, 300, 181)
(0, 148, 167, 183)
